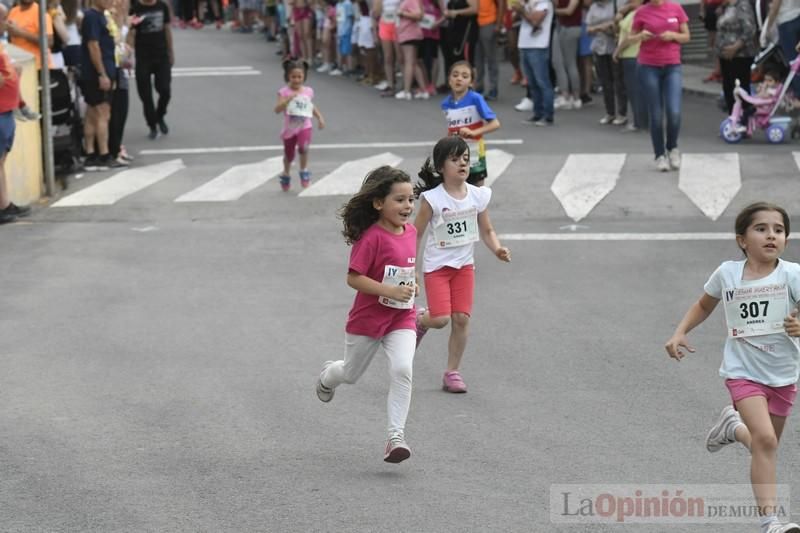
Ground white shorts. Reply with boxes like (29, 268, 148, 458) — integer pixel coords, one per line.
(357, 15, 375, 49)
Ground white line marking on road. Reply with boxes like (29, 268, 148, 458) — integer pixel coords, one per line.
(792, 151, 800, 172)
(679, 153, 740, 221)
(484, 149, 514, 187)
(500, 233, 734, 241)
(299, 153, 402, 197)
(172, 66, 255, 71)
(52, 159, 185, 206)
(173, 71, 261, 77)
(138, 139, 524, 156)
(550, 153, 626, 222)
(175, 157, 284, 202)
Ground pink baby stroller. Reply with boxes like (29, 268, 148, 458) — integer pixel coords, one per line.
(720, 47, 800, 144)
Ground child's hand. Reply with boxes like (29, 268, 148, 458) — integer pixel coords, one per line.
(784, 309, 800, 337)
(389, 284, 415, 303)
(495, 246, 511, 262)
(458, 127, 476, 138)
(639, 29, 654, 41)
(317, 116, 326, 129)
(665, 334, 694, 361)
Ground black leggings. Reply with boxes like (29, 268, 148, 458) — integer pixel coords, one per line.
(135, 56, 172, 128)
(720, 56, 753, 114)
(108, 85, 128, 158)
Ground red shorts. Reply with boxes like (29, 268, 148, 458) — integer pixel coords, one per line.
(423, 265, 474, 318)
(725, 378, 798, 417)
(378, 20, 397, 42)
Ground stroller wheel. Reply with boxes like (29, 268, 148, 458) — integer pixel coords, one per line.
(766, 124, 787, 144)
(720, 118, 743, 144)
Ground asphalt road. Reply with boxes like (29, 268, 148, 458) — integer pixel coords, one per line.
(2, 27, 800, 532)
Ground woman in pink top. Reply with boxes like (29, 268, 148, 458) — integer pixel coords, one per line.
(395, 0, 430, 99)
(631, 0, 690, 172)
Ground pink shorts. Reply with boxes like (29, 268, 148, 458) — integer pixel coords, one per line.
(423, 265, 474, 318)
(725, 378, 798, 417)
(283, 127, 312, 163)
(378, 20, 397, 42)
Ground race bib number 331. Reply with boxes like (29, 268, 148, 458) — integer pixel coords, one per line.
(722, 283, 789, 338)
(432, 207, 479, 248)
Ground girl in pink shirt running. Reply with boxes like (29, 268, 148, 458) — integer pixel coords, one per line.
(273, 59, 325, 192)
(315, 166, 419, 464)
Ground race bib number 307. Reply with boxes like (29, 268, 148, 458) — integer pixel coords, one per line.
(722, 283, 789, 338)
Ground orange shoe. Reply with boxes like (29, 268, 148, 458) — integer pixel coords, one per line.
(703, 70, 722, 83)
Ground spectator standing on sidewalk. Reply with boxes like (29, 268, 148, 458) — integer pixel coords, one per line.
(7, 0, 54, 70)
(586, 0, 622, 125)
(699, 0, 723, 81)
(715, 0, 756, 113)
(80, 0, 117, 171)
(630, 0, 689, 172)
(512, 0, 554, 125)
(613, 0, 648, 131)
(108, 0, 132, 165)
(473, 0, 503, 100)
(552, 0, 583, 109)
(0, 7, 31, 225)
(129, 0, 174, 139)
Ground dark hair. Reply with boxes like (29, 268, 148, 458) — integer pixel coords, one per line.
(414, 136, 469, 197)
(735, 202, 790, 254)
(763, 69, 781, 82)
(62, 0, 78, 23)
(340, 166, 413, 244)
(283, 59, 309, 82)
(448, 60, 475, 82)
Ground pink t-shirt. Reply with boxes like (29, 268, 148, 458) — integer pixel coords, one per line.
(278, 85, 314, 140)
(346, 223, 418, 338)
(396, 0, 424, 43)
(632, 2, 688, 67)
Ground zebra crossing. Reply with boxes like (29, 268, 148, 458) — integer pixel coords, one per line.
(50, 149, 800, 222)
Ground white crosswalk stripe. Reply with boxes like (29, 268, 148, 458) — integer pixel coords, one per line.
(47, 152, 800, 222)
(678, 153, 741, 221)
(52, 159, 185, 207)
(550, 153, 627, 222)
(298, 152, 403, 197)
(175, 157, 284, 202)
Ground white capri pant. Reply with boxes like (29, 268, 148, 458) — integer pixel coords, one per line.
(357, 15, 375, 49)
(322, 328, 415, 434)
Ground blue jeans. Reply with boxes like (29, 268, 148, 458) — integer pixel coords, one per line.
(638, 64, 682, 158)
(779, 15, 800, 96)
(520, 47, 554, 121)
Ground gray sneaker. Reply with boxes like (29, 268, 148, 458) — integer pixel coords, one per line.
(316, 360, 335, 402)
(655, 155, 670, 172)
(706, 405, 742, 452)
(383, 431, 411, 463)
(766, 522, 800, 533)
(668, 148, 681, 170)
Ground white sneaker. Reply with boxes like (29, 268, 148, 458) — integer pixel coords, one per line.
(599, 115, 614, 125)
(766, 522, 800, 533)
(623, 123, 637, 133)
(570, 97, 582, 110)
(395, 90, 412, 100)
(705, 405, 742, 452)
(413, 90, 429, 100)
(554, 95, 570, 109)
(383, 431, 411, 463)
(315, 360, 335, 402)
(515, 97, 533, 112)
(316, 63, 332, 73)
(374, 80, 389, 91)
(612, 115, 627, 125)
(655, 155, 670, 172)
(329, 68, 343, 76)
(668, 148, 681, 170)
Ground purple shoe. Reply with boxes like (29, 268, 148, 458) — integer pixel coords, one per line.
(442, 370, 467, 393)
(415, 308, 428, 348)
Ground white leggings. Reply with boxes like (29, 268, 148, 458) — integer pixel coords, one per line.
(322, 329, 415, 434)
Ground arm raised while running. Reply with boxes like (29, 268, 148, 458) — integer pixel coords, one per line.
(347, 272, 415, 302)
(477, 209, 511, 262)
(665, 293, 720, 361)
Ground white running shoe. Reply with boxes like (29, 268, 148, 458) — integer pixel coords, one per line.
(395, 90, 412, 100)
(413, 90, 430, 100)
(599, 115, 614, 125)
(612, 115, 628, 125)
(316, 63, 332, 73)
(705, 405, 742, 452)
(374, 80, 390, 91)
(570, 97, 582, 110)
(766, 522, 800, 533)
(655, 155, 670, 172)
(316, 360, 335, 402)
(383, 431, 411, 463)
(668, 148, 681, 170)
(329, 68, 343, 76)
(515, 97, 533, 112)
(554, 95, 570, 109)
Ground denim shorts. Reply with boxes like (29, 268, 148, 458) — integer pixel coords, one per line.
(0, 111, 16, 155)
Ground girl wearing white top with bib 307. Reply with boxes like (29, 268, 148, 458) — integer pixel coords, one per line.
(414, 136, 511, 393)
(665, 202, 800, 533)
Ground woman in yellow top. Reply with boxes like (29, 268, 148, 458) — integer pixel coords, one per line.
(613, 0, 648, 132)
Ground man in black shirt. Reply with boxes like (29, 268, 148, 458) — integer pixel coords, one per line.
(128, 0, 174, 139)
(80, 0, 117, 171)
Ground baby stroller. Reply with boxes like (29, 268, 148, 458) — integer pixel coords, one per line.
(720, 43, 799, 144)
(49, 67, 84, 185)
